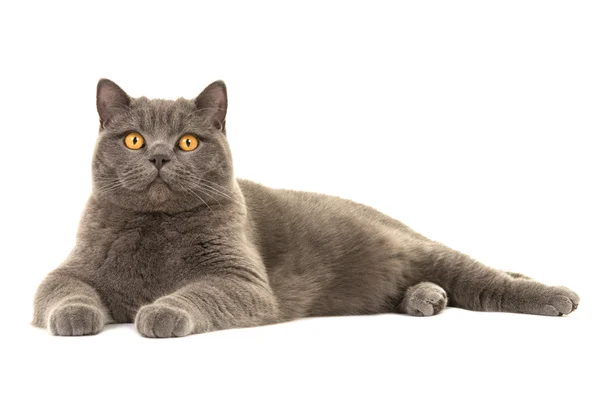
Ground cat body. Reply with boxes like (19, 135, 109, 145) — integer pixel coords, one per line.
(32, 80, 579, 337)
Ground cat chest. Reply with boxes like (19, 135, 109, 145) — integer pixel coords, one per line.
(84, 222, 234, 321)
(96, 227, 193, 285)
(88, 227, 197, 318)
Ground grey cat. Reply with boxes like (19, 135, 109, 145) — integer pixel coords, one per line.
(32, 79, 579, 337)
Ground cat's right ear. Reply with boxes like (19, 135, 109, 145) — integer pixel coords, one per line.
(96, 79, 131, 128)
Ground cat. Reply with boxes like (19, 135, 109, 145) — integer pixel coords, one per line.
(32, 79, 579, 337)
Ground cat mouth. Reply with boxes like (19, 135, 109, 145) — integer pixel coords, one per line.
(152, 175, 171, 188)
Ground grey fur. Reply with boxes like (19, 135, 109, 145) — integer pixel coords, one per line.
(398, 282, 448, 316)
(32, 79, 580, 337)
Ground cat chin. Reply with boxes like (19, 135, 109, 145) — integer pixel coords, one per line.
(147, 181, 172, 204)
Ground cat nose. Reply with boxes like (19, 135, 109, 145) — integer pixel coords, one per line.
(149, 154, 170, 170)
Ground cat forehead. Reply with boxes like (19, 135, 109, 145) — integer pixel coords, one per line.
(132, 97, 195, 119)
(121, 97, 199, 132)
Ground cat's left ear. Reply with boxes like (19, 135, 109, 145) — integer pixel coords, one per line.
(195, 80, 227, 132)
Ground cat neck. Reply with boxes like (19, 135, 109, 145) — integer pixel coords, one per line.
(84, 180, 246, 233)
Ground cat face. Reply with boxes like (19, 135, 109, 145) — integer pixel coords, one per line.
(92, 79, 234, 213)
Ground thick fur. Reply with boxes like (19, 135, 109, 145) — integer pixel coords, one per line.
(32, 79, 579, 337)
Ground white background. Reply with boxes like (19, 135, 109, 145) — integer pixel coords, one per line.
(1, 1, 598, 399)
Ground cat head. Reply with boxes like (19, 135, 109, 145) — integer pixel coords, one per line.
(92, 79, 235, 213)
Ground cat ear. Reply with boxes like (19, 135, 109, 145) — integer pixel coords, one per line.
(96, 79, 131, 128)
(194, 80, 227, 131)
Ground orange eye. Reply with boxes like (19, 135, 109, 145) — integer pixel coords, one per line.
(179, 134, 199, 151)
(124, 132, 145, 150)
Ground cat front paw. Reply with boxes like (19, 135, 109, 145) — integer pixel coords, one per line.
(135, 304, 194, 338)
(512, 281, 580, 316)
(539, 286, 580, 316)
(48, 303, 104, 336)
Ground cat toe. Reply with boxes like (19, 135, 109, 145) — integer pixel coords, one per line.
(48, 303, 104, 336)
(136, 304, 194, 338)
(537, 287, 579, 316)
(402, 285, 448, 317)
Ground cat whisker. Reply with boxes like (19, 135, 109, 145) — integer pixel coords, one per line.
(175, 182, 217, 218)
(193, 186, 223, 209)
(180, 175, 238, 198)
(185, 179, 244, 208)
(179, 180, 223, 209)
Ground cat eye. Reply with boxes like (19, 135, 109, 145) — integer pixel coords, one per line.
(179, 134, 199, 151)
(124, 132, 145, 150)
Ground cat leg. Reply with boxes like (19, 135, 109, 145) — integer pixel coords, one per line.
(397, 282, 448, 316)
(417, 244, 579, 316)
(135, 276, 279, 338)
(33, 272, 111, 336)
